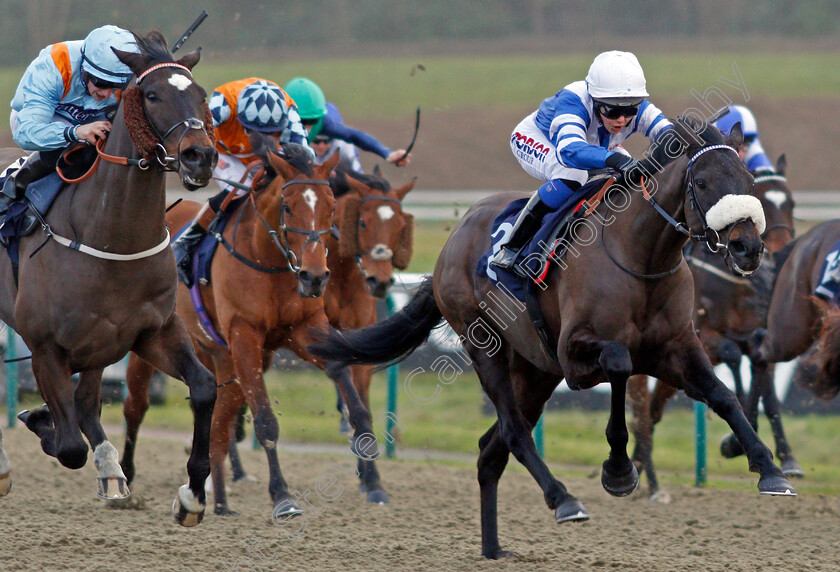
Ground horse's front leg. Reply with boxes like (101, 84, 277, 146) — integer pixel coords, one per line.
(75, 369, 129, 500)
(227, 324, 302, 519)
(132, 315, 217, 527)
(290, 319, 385, 504)
(0, 428, 11, 497)
(627, 374, 668, 502)
(656, 328, 795, 496)
(27, 347, 87, 469)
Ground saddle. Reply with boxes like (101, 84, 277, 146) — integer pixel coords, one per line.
(477, 176, 615, 302)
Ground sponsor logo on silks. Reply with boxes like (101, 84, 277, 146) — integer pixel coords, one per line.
(511, 132, 550, 159)
(55, 103, 109, 124)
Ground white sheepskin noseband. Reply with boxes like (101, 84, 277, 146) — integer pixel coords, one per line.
(704, 194, 766, 234)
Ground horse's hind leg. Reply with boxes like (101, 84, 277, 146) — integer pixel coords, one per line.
(0, 428, 11, 497)
(474, 347, 586, 559)
(133, 316, 216, 527)
(597, 342, 638, 496)
(120, 353, 156, 486)
(628, 375, 668, 501)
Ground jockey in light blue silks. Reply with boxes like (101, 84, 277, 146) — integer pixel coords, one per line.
(714, 104, 774, 173)
(492, 50, 676, 269)
(3, 25, 139, 230)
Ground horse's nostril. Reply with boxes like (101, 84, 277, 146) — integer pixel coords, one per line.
(298, 270, 311, 283)
(729, 239, 748, 257)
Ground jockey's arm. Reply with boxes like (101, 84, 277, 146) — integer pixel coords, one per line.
(12, 64, 78, 151)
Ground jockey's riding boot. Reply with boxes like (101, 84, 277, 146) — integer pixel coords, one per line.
(171, 203, 217, 288)
(490, 191, 555, 270)
(0, 152, 55, 234)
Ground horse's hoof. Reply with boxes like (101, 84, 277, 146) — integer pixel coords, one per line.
(758, 475, 797, 496)
(719, 433, 744, 458)
(272, 498, 303, 518)
(781, 459, 806, 478)
(214, 505, 239, 516)
(358, 483, 368, 494)
(172, 485, 205, 527)
(366, 489, 389, 505)
(601, 462, 639, 497)
(16, 409, 30, 424)
(555, 498, 590, 524)
(648, 490, 672, 504)
(97, 477, 130, 500)
(232, 474, 258, 484)
(0, 472, 11, 497)
(482, 548, 518, 560)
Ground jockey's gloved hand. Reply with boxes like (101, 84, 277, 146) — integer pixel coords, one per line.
(605, 153, 644, 185)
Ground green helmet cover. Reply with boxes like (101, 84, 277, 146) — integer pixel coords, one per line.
(284, 77, 327, 121)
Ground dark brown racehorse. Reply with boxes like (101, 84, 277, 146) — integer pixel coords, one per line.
(0, 31, 218, 525)
(309, 116, 797, 558)
(120, 140, 382, 518)
(757, 218, 840, 403)
(628, 155, 800, 501)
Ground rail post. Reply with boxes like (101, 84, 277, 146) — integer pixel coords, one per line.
(695, 401, 707, 487)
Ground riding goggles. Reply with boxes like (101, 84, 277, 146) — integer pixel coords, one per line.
(84, 72, 127, 91)
(594, 100, 639, 120)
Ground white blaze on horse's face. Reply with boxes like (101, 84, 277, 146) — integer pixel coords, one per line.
(168, 74, 193, 91)
(764, 190, 788, 209)
(302, 188, 318, 214)
(377, 205, 395, 221)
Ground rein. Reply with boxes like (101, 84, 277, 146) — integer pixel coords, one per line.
(601, 144, 749, 281)
(213, 177, 333, 276)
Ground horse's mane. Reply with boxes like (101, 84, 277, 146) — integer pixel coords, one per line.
(330, 165, 391, 199)
(672, 115, 728, 148)
(131, 31, 175, 64)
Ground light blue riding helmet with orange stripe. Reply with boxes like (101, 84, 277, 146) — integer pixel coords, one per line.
(80, 25, 138, 87)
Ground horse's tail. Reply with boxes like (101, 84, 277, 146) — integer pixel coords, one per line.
(309, 276, 444, 368)
(798, 304, 840, 401)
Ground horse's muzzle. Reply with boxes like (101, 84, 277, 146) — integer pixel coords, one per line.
(365, 275, 396, 299)
(298, 269, 330, 298)
(179, 145, 218, 190)
(725, 235, 764, 276)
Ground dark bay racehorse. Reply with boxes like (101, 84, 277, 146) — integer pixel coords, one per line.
(0, 31, 218, 525)
(121, 140, 383, 518)
(310, 117, 797, 558)
(628, 156, 800, 501)
(758, 219, 840, 402)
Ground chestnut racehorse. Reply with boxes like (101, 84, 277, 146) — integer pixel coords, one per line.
(120, 140, 382, 518)
(0, 31, 218, 525)
(309, 116, 796, 558)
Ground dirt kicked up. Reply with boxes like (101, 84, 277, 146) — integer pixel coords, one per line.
(0, 427, 837, 572)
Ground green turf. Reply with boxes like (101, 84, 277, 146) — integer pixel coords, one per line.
(0, 49, 838, 144)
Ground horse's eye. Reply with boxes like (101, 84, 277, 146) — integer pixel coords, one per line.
(695, 179, 706, 190)
(283, 204, 292, 214)
(359, 219, 367, 229)
(145, 91, 158, 102)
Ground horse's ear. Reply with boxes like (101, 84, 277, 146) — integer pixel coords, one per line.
(392, 213, 414, 270)
(726, 121, 744, 150)
(776, 154, 787, 176)
(112, 47, 148, 77)
(176, 47, 201, 71)
(323, 149, 341, 174)
(373, 164, 383, 177)
(393, 177, 417, 201)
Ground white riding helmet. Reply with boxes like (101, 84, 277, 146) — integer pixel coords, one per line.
(81, 25, 138, 86)
(585, 51, 649, 101)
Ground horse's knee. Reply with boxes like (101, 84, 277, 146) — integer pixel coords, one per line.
(599, 342, 632, 380)
(253, 411, 279, 444)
